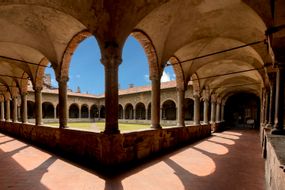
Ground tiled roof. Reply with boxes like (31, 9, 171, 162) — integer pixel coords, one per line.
(28, 81, 177, 98)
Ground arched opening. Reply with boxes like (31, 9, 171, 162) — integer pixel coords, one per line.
(225, 93, 260, 129)
(69, 104, 79, 118)
(125, 104, 134, 119)
(162, 100, 176, 120)
(185, 98, 194, 120)
(90, 105, 98, 119)
(135, 102, 146, 120)
(118, 104, 123, 119)
(147, 103, 151, 120)
(99, 106, 105, 119)
(42, 102, 54, 118)
(27, 101, 35, 119)
(81, 104, 89, 118)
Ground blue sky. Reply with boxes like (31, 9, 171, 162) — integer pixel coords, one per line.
(45, 36, 175, 95)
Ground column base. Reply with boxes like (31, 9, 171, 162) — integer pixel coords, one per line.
(176, 123, 185, 127)
(103, 128, 120, 134)
(150, 124, 162, 129)
(271, 128, 285, 135)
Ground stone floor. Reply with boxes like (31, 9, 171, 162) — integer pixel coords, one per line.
(0, 129, 264, 190)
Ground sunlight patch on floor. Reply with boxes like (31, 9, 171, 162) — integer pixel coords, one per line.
(214, 133, 240, 140)
(194, 141, 229, 155)
(208, 136, 235, 145)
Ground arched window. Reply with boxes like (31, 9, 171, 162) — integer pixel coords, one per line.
(27, 101, 35, 119)
(118, 104, 123, 119)
(90, 104, 98, 118)
(99, 106, 105, 119)
(147, 103, 151, 120)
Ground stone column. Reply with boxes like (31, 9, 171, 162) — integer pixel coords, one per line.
(194, 94, 200, 125)
(79, 107, 81, 119)
(134, 109, 136, 120)
(271, 66, 285, 135)
(12, 97, 18, 122)
(34, 87, 43, 126)
(5, 99, 11, 122)
(215, 102, 221, 123)
(57, 77, 69, 128)
(264, 90, 269, 124)
(266, 76, 276, 128)
(0, 101, 5, 121)
(122, 109, 125, 120)
(54, 106, 57, 119)
(203, 99, 209, 124)
(150, 77, 162, 129)
(176, 88, 185, 127)
(210, 101, 216, 124)
(145, 108, 148, 120)
(101, 53, 121, 134)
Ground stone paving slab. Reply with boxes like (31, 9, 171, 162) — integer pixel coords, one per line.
(0, 129, 264, 190)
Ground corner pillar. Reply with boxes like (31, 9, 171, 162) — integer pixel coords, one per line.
(150, 77, 162, 129)
(101, 50, 121, 134)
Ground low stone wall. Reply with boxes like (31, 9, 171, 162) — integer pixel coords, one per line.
(0, 121, 211, 169)
(264, 134, 285, 190)
(211, 122, 225, 132)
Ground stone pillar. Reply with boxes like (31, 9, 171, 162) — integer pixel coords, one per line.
(203, 99, 209, 124)
(5, 99, 11, 122)
(150, 77, 162, 129)
(57, 77, 69, 128)
(54, 106, 57, 119)
(194, 94, 200, 125)
(0, 101, 5, 121)
(271, 66, 285, 135)
(79, 107, 81, 119)
(134, 109, 136, 120)
(145, 108, 148, 120)
(210, 101, 216, 124)
(177, 88, 185, 127)
(215, 102, 221, 123)
(101, 53, 121, 134)
(266, 76, 276, 128)
(34, 87, 43, 126)
(12, 97, 18, 123)
(264, 90, 269, 124)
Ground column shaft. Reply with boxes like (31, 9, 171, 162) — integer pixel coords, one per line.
(151, 78, 161, 129)
(102, 57, 120, 134)
(0, 101, 5, 121)
(210, 102, 216, 123)
(177, 89, 185, 127)
(203, 100, 209, 124)
(58, 78, 68, 128)
(5, 99, 11, 122)
(272, 67, 285, 134)
(194, 95, 200, 125)
(216, 103, 221, 123)
(34, 88, 42, 125)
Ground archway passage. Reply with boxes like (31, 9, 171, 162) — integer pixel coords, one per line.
(118, 105, 123, 119)
(42, 102, 54, 119)
(185, 98, 194, 121)
(125, 104, 134, 119)
(27, 101, 35, 119)
(225, 93, 260, 129)
(162, 100, 176, 120)
(99, 106, 105, 119)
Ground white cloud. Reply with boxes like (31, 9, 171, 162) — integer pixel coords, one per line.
(161, 71, 171, 82)
(144, 74, 150, 82)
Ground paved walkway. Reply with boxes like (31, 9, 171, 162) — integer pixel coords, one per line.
(0, 129, 264, 190)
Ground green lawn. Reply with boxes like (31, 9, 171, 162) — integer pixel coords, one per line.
(47, 122, 152, 132)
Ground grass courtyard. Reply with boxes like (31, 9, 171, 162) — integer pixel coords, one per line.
(47, 122, 152, 132)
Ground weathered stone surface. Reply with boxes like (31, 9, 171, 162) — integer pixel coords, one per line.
(265, 134, 285, 190)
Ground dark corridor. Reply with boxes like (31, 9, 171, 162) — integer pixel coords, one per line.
(224, 93, 260, 129)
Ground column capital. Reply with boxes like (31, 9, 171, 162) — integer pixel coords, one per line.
(33, 86, 43, 92)
(56, 76, 69, 83)
(101, 55, 122, 67)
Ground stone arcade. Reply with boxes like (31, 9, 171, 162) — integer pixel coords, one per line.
(0, 1, 285, 189)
